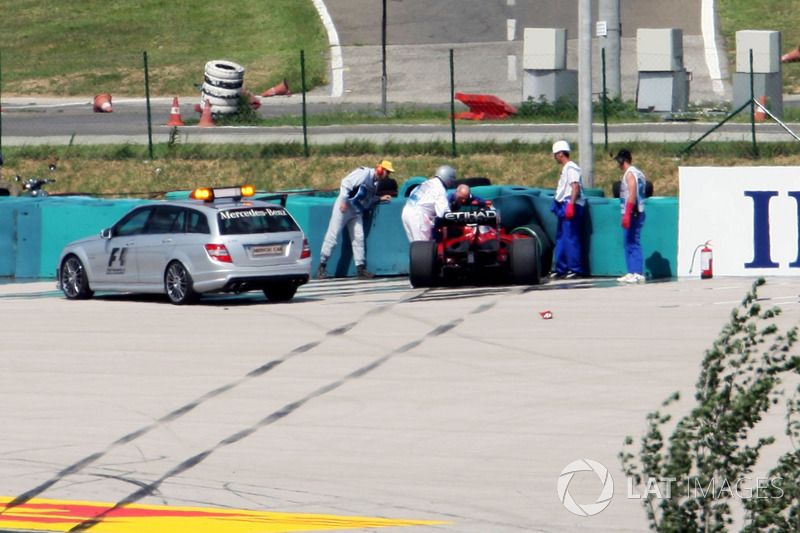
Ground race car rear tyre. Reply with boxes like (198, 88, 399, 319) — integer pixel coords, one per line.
(409, 240, 438, 288)
(165, 261, 198, 305)
(510, 237, 540, 285)
(60, 255, 94, 300)
(511, 223, 551, 276)
(263, 284, 297, 303)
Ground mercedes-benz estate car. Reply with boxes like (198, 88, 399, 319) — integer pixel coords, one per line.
(57, 186, 311, 304)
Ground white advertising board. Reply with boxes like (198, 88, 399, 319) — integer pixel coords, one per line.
(678, 167, 800, 277)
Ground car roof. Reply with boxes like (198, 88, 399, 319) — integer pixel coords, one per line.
(156, 199, 287, 213)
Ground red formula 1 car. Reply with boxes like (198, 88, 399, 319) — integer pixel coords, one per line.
(408, 205, 541, 287)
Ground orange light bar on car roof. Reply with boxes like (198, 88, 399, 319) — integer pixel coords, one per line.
(189, 185, 255, 202)
(190, 187, 213, 201)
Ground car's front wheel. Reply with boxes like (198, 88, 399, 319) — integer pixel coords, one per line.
(60, 255, 94, 300)
(263, 284, 298, 303)
(164, 261, 198, 305)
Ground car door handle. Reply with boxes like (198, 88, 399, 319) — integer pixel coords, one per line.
(125, 241, 135, 246)
(162, 238, 174, 244)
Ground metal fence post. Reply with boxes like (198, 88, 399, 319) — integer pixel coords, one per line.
(0, 48, 3, 156)
(601, 48, 609, 153)
(143, 51, 154, 160)
(381, 0, 388, 116)
(301, 50, 309, 158)
(578, 0, 594, 186)
(749, 49, 758, 158)
(450, 49, 456, 158)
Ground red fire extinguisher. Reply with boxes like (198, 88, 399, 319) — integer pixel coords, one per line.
(700, 242, 713, 279)
(690, 240, 713, 279)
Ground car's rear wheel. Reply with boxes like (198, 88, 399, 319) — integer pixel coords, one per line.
(165, 261, 198, 305)
(510, 237, 540, 285)
(263, 284, 298, 303)
(61, 255, 94, 300)
(409, 240, 438, 288)
(512, 223, 551, 276)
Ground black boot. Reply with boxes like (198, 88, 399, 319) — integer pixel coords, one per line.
(356, 265, 374, 279)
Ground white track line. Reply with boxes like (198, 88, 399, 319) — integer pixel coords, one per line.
(701, 0, 725, 96)
(311, 0, 344, 97)
(507, 55, 517, 81)
(507, 19, 516, 41)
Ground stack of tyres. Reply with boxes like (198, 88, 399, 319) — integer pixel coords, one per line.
(201, 60, 244, 115)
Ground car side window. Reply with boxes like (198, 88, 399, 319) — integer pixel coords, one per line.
(145, 206, 184, 234)
(187, 209, 210, 234)
(115, 207, 153, 237)
(169, 209, 187, 233)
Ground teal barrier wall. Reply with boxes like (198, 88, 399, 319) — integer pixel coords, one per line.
(0, 204, 14, 276)
(583, 196, 678, 278)
(285, 195, 409, 277)
(0, 184, 678, 280)
(0, 197, 149, 278)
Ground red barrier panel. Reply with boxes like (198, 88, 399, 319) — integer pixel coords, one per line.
(454, 92, 517, 120)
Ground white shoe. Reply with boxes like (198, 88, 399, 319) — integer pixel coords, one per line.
(616, 273, 634, 282)
(632, 273, 646, 283)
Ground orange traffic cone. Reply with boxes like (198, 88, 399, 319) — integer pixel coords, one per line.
(198, 99, 215, 127)
(782, 45, 800, 63)
(166, 96, 185, 126)
(93, 93, 113, 113)
(261, 79, 291, 97)
(754, 96, 767, 122)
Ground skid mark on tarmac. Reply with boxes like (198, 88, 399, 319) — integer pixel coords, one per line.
(0, 282, 426, 516)
(0, 497, 442, 533)
(297, 277, 413, 300)
(2, 278, 530, 531)
(65, 317, 465, 532)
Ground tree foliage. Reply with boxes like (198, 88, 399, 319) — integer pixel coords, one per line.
(621, 278, 800, 531)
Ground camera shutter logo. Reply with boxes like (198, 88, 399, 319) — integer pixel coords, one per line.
(557, 459, 614, 517)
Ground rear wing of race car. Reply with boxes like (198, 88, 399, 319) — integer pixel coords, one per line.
(439, 208, 499, 227)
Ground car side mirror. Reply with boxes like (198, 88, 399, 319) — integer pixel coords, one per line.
(101, 228, 113, 239)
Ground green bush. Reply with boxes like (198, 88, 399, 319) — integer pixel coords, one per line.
(621, 279, 800, 532)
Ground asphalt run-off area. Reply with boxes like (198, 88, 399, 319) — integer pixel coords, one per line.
(1, 275, 799, 532)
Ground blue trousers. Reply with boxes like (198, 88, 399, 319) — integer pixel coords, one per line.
(623, 211, 645, 274)
(553, 203, 584, 274)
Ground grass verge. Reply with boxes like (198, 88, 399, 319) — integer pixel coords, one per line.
(3, 141, 799, 199)
(717, 0, 800, 93)
(0, 0, 327, 96)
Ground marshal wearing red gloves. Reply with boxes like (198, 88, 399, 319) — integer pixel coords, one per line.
(615, 149, 647, 283)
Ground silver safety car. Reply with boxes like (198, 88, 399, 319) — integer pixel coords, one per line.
(57, 185, 311, 304)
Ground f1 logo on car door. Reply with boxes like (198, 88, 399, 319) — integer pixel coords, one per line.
(107, 247, 129, 274)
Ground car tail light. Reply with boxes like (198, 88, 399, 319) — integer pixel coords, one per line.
(300, 239, 311, 259)
(205, 243, 232, 263)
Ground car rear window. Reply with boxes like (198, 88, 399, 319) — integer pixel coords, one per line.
(217, 207, 300, 235)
